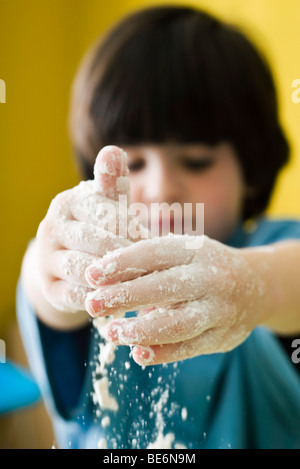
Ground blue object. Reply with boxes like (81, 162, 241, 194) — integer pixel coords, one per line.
(0, 360, 40, 414)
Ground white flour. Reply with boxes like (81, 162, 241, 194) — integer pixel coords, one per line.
(92, 317, 118, 414)
(146, 389, 174, 449)
(93, 376, 118, 412)
(92, 316, 187, 449)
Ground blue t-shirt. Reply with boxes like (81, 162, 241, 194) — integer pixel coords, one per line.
(17, 218, 300, 449)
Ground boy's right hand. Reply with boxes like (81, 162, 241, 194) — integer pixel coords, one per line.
(23, 146, 136, 327)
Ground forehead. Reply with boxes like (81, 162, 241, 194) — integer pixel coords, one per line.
(123, 142, 237, 158)
(124, 142, 218, 154)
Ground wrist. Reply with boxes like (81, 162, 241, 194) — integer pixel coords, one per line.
(238, 245, 277, 330)
(240, 241, 300, 334)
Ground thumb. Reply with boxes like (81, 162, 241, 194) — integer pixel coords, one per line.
(93, 145, 131, 205)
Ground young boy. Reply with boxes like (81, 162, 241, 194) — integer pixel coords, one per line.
(18, 5, 300, 449)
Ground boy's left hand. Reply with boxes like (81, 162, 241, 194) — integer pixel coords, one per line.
(85, 235, 267, 365)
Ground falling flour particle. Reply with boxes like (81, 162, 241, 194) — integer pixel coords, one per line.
(91, 285, 187, 449)
(181, 407, 188, 421)
(97, 341, 116, 375)
(93, 316, 111, 334)
(97, 437, 108, 449)
(147, 432, 175, 449)
(93, 376, 119, 411)
(132, 438, 137, 448)
(147, 389, 175, 449)
(101, 416, 111, 428)
(174, 442, 187, 449)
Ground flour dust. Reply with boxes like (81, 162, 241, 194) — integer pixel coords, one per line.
(88, 317, 187, 449)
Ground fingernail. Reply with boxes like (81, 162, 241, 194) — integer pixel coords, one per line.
(86, 266, 102, 284)
(85, 298, 105, 317)
(86, 262, 117, 286)
(104, 325, 120, 343)
(132, 346, 155, 366)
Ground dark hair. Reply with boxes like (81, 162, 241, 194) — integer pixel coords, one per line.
(69, 5, 289, 220)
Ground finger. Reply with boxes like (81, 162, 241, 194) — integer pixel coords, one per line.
(94, 145, 131, 204)
(42, 185, 131, 250)
(43, 279, 92, 313)
(131, 327, 223, 366)
(101, 301, 213, 346)
(55, 219, 132, 255)
(70, 189, 120, 224)
(46, 188, 73, 220)
(137, 307, 156, 317)
(48, 181, 139, 244)
(85, 236, 196, 287)
(70, 191, 144, 242)
(46, 181, 130, 238)
(84, 263, 205, 317)
(48, 250, 101, 287)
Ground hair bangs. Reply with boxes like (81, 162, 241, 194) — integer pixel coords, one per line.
(91, 15, 236, 149)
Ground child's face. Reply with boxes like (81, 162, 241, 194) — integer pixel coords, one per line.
(124, 142, 246, 242)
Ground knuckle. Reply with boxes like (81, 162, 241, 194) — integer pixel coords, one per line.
(37, 217, 50, 238)
(63, 284, 86, 311)
(48, 189, 72, 216)
(36, 217, 58, 249)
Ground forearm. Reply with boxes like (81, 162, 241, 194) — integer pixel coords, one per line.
(241, 240, 300, 335)
(21, 239, 89, 331)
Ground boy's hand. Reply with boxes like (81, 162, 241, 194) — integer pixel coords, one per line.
(85, 235, 268, 365)
(36, 146, 137, 314)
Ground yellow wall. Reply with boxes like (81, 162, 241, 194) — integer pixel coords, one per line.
(0, 0, 300, 334)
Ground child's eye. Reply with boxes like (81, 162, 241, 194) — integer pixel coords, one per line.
(128, 159, 145, 172)
(182, 158, 214, 172)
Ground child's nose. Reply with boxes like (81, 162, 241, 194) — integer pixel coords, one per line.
(143, 159, 182, 204)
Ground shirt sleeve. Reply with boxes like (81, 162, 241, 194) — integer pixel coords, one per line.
(16, 280, 92, 420)
(246, 217, 300, 375)
(245, 217, 300, 246)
